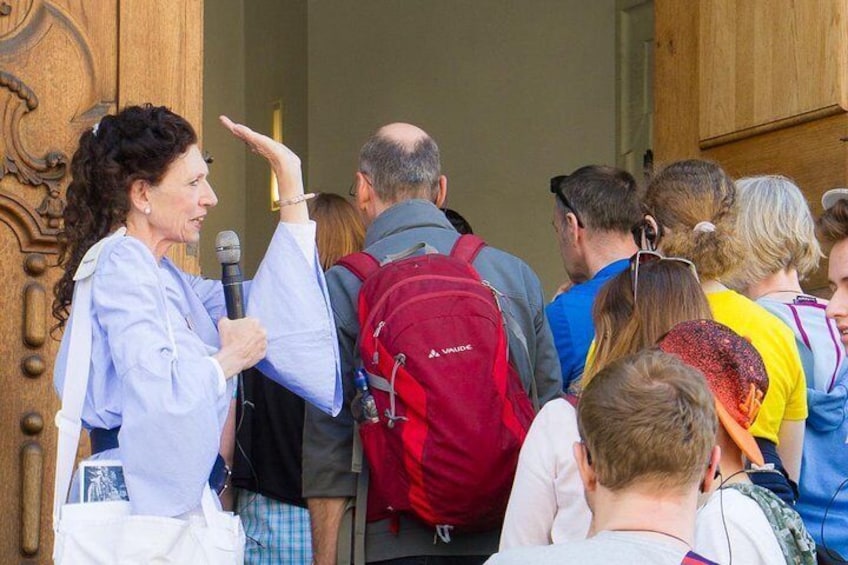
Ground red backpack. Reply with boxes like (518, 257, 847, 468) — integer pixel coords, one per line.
(337, 235, 536, 538)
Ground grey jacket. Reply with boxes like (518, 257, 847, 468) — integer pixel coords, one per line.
(303, 199, 562, 561)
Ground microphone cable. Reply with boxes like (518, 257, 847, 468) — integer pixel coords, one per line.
(234, 372, 265, 549)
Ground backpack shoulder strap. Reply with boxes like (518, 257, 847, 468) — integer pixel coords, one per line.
(336, 252, 380, 282)
(451, 233, 542, 412)
(450, 234, 487, 264)
(725, 483, 817, 563)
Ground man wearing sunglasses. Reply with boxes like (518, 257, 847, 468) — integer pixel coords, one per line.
(547, 166, 642, 391)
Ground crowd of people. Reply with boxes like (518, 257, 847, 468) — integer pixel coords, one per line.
(52, 104, 848, 565)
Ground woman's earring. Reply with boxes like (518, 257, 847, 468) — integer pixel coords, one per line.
(143, 206, 151, 215)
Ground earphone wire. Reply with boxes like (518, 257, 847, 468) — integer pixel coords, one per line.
(715, 469, 749, 565)
(723, 467, 848, 563)
(821, 476, 848, 562)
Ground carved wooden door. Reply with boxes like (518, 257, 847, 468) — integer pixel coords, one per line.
(0, 1, 202, 561)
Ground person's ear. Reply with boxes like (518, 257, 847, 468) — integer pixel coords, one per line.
(565, 211, 583, 244)
(700, 445, 722, 493)
(129, 179, 152, 215)
(434, 175, 448, 208)
(355, 171, 373, 211)
(643, 214, 661, 250)
(573, 441, 597, 492)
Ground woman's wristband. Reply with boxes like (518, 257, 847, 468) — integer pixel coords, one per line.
(276, 192, 318, 208)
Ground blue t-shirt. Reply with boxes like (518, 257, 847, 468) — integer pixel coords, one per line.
(545, 259, 629, 390)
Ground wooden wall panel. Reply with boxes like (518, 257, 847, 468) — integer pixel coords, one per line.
(699, 0, 847, 147)
(653, 0, 700, 166)
(654, 0, 846, 294)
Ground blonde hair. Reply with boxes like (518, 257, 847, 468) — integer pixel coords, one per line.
(729, 175, 823, 289)
(644, 160, 742, 280)
(307, 193, 366, 271)
(584, 259, 712, 383)
(579, 349, 718, 493)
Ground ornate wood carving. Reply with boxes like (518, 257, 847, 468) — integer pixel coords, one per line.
(0, 191, 59, 253)
(21, 412, 43, 435)
(23, 281, 46, 347)
(24, 252, 46, 275)
(20, 441, 43, 556)
(0, 71, 68, 191)
(0, 0, 113, 251)
(21, 354, 44, 378)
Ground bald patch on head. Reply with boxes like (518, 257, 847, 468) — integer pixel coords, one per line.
(359, 123, 442, 206)
(376, 122, 430, 150)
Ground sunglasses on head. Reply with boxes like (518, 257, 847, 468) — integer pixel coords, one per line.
(629, 250, 699, 302)
(550, 175, 585, 228)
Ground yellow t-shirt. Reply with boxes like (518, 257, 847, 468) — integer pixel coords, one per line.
(708, 290, 807, 443)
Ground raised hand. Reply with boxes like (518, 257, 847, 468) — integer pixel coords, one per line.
(219, 115, 309, 222)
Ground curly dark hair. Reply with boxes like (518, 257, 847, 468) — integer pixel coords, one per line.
(53, 104, 197, 330)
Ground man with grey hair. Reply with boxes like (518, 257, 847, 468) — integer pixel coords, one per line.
(303, 123, 561, 564)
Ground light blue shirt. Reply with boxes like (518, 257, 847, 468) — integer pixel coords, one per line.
(758, 296, 848, 555)
(54, 222, 341, 516)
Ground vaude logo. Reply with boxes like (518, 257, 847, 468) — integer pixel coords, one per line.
(429, 344, 473, 358)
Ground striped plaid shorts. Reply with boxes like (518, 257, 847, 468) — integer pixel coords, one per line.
(236, 489, 313, 565)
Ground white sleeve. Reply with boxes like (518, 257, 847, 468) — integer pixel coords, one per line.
(248, 221, 342, 415)
(281, 220, 318, 271)
(206, 356, 227, 395)
(500, 399, 591, 549)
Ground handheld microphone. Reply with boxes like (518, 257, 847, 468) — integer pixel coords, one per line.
(215, 230, 245, 320)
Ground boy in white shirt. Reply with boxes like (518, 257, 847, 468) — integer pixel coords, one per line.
(658, 320, 816, 565)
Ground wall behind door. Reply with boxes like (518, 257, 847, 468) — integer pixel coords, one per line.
(205, 0, 617, 297)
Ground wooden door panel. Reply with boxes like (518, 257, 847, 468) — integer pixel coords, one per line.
(119, 0, 204, 273)
(0, 1, 203, 561)
(699, 0, 848, 147)
(655, 1, 846, 297)
(654, 0, 701, 164)
(0, 1, 116, 560)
